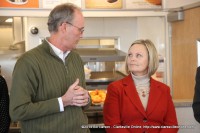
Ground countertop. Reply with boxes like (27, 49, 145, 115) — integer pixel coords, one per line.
(85, 99, 193, 113)
(173, 99, 193, 107)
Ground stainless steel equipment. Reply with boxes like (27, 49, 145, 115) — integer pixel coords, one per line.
(75, 37, 127, 125)
(74, 47, 127, 90)
(75, 48, 126, 62)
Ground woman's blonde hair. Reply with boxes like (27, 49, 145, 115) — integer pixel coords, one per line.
(125, 39, 159, 76)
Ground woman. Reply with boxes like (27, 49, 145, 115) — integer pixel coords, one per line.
(103, 39, 178, 133)
(0, 75, 11, 133)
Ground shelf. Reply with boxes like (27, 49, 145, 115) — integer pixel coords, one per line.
(86, 71, 126, 83)
(74, 48, 126, 62)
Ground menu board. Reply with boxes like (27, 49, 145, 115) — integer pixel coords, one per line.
(67, 0, 82, 8)
(42, 0, 61, 8)
(0, 0, 162, 10)
(85, 0, 122, 9)
(125, 0, 162, 9)
(42, 0, 82, 9)
(0, 0, 39, 8)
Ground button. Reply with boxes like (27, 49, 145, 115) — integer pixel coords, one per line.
(143, 118, 147, 122)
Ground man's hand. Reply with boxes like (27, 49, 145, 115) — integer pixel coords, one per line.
(61, 79, 90, 107)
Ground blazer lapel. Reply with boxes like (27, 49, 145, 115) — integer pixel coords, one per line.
(146, 78, 162, 116)
(123, 75, 147, 117)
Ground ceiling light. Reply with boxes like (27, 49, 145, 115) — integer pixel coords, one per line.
(5, 18, 13, 23)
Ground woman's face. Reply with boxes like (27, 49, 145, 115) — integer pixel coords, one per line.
(127, 44, 149, 76)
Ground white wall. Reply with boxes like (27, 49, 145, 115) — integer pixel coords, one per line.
(83, 17, 138, 53)
(25, 17, 165, 54)
(25, 17, 139, 52)
(25, 17, 50, 50)
(0, 26, 13, 48)
(137, 17, 166, 56)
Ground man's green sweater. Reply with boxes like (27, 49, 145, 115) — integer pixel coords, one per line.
(9, 40, 90, 133)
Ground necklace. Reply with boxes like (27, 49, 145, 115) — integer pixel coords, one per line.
(136, 86, 150, 97)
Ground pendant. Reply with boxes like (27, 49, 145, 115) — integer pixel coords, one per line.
(142, 91, 146, 97)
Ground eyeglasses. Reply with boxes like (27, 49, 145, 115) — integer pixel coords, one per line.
(65, 22, 84, 33)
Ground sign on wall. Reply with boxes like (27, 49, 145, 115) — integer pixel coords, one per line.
(0, 0, 39, 8)
(0, 0, 162, 9)
(85, 0, 122, 9)
(42, 0, 82, 9)
(125, 0, 162, 9)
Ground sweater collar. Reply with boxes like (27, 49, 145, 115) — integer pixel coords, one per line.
(131, 73, 150, 87)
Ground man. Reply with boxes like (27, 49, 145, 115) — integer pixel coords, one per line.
(9, 3, 91, 133)
(193, 66, 200, 123)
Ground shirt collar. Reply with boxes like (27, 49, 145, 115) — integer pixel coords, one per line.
(45, 38, 70, 62)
